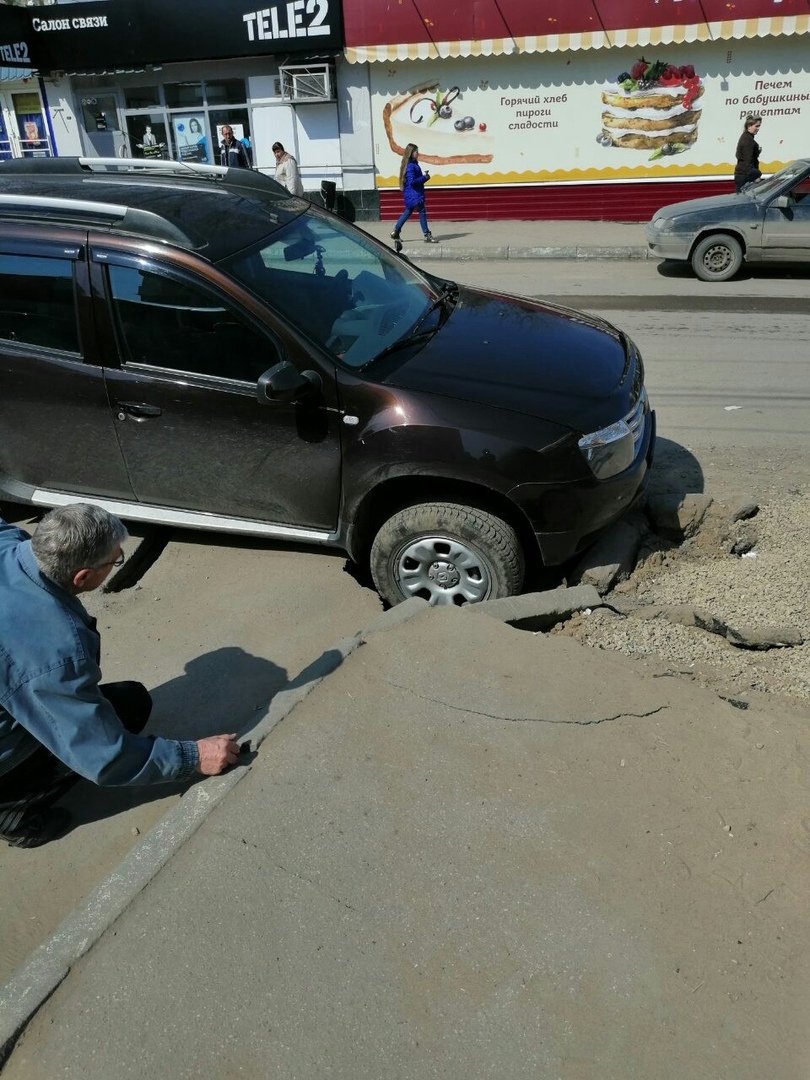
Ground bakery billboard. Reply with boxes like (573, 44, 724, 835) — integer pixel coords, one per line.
(371, 36, 809, 188)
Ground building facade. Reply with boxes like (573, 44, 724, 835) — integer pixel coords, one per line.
(0, 0, 384, 218)
(1, 0, 808, 221)
(342, 0, 810, 220)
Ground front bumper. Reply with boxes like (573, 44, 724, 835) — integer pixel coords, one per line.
(645, 224, 691, 261)
(511, 406, 656, 566)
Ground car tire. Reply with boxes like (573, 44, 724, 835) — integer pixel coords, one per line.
(370, 502, 524, 607)
(691, 233, 744, 282)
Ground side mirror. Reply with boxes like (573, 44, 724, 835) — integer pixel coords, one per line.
(256, 362, 320, 404)
(773, 194, 791, 209)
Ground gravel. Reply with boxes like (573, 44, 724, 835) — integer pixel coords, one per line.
(558, 492, 810, 702)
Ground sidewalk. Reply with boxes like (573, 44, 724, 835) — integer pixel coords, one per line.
(2, 601, 808, 1079)
(358, 218, 652, 260)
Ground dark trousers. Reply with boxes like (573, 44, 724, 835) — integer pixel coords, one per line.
(0, 681, 152, 812)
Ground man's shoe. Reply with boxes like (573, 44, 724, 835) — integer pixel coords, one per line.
(390, 230, 400, 240)
(424, 232, 438, 243)
(1, 808, 72, 849)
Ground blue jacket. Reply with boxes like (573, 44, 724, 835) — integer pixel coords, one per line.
(0, 518, 199, 786)
(402, 161, 429, 208)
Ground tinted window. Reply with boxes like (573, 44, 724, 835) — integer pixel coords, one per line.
(0, 253, 78, 353)
(108, 264, 280, 382)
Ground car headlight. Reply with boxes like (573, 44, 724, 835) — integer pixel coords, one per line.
(578, 419, 635, 479)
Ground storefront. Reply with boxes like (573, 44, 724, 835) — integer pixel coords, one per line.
(0, 2, 55, 161)
(342, 0, 810, 220)
(0, 0, 352, 203)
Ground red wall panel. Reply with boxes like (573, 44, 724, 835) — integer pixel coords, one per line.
(379, 180, 736, 222)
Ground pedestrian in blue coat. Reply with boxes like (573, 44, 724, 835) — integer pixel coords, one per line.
(391, 143, 437, 243)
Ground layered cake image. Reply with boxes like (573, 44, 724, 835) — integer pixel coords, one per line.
(383, 81, 494, 165)
(599, 58, 704, 158)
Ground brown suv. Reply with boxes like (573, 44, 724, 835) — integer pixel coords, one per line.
(0, 157, 654, 605)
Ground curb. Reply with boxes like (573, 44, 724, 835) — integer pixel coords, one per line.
(0, 597, 430, 1065)
(392, 244, 652, 261)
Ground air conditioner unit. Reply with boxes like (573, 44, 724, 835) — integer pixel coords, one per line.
(279, 64, 335, 104)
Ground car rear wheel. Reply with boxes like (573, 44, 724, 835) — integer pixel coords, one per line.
(691, 233, 743, 282)
(370, 502, 524, 607)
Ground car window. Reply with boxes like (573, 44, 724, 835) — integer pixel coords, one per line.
(221, 212, 434, 369)
(108, 264, 281, 382)
(0, 252, 79, 353)
(755, 162, 808, 199)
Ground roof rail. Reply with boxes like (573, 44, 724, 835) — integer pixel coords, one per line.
(77, 157, 229, 179)
(0, 193, 127, 220)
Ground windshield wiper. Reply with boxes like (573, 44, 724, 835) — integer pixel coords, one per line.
(408, 280, 458, 338)
(360, 281, 459, 369)
(360, 329, 438, 369)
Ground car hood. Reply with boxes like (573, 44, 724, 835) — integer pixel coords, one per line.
(655, 191, 751, 220)
(377, 285, 636, 432)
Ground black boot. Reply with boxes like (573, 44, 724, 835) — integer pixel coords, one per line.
(0, 807, 72, 849)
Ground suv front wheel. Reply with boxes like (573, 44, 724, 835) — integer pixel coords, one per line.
(370, 502, 524, 607)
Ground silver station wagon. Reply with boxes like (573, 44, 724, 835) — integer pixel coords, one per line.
(646, 159, 810, 281)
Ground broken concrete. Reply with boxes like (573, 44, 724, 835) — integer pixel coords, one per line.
(467, 584, 603, 631)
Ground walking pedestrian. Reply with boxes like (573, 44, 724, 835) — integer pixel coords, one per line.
(391, 143, 438, 244)
(734, 115, 762, 193)
(0, 504, 241, 848)
(272, 142, 304, 196)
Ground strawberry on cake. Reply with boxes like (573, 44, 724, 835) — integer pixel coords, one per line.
(598, 58, 704, 157)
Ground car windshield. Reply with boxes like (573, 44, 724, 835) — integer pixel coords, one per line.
(220, 210, 436, 369)
(751, 161, 809, 200)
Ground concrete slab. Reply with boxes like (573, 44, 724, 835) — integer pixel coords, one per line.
(4, 608, 808, 1080)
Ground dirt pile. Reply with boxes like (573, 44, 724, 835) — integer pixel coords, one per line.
(557, 491, 809, 703)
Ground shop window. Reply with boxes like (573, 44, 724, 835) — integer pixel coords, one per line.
(165, 82, 203, 110)
(170, 114, 211, 164)
(0, 254, 79, 353)
(205, 80, 247, 107)
(80, 95, 122, 136)
(129, 115, 169, 160)
(210, 109, 252, 165)
(124, 86, 161, 110)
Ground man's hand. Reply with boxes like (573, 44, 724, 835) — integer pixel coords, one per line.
(195, 734, 240, 775)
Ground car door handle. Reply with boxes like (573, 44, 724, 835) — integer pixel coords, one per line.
(116, 401, 162, 419)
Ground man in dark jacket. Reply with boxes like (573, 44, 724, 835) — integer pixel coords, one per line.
(219, 124, 251, 169)
(0, 504, 241, 848)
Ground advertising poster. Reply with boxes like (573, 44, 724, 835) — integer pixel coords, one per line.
(173, 114, 209, 163)
(371, 36, 809, 188)
(133, 118, 168, 159)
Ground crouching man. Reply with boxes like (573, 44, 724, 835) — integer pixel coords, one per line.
(0, 503, 241, 848)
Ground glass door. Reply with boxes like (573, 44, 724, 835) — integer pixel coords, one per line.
(0, 89, 53, 158)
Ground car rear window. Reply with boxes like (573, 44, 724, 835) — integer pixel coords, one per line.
(0, 252, 79, 353)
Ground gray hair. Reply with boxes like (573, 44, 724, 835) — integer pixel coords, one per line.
(31, 504, 128, 589)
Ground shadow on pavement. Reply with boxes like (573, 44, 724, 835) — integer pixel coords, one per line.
(59, 645, 289, 830)
(648, 435, 704, 497)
